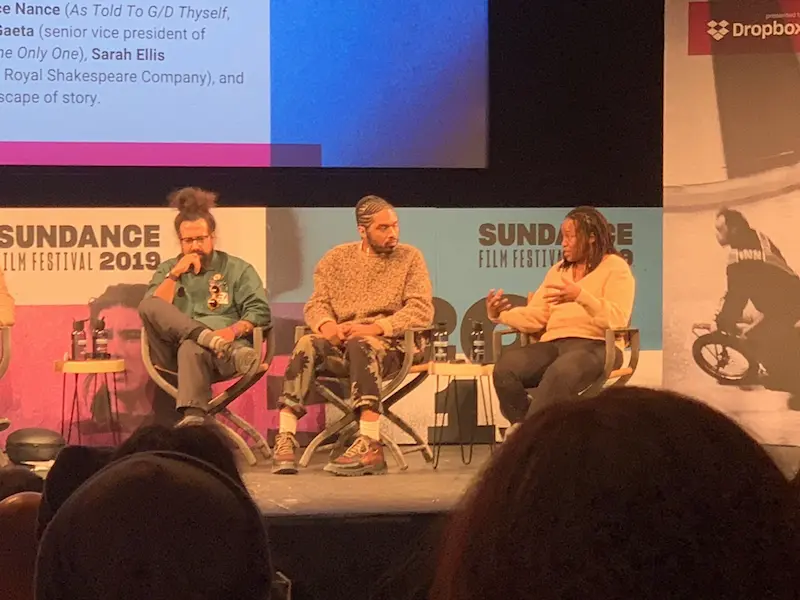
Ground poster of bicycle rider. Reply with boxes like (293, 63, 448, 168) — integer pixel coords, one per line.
(663, 0, 800, 445)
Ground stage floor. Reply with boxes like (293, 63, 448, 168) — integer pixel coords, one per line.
(242, 443, 800, 520)
(243, 445, 492, 518)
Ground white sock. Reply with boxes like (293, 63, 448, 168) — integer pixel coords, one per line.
(279, 410, 297, 435)
(359, 418, 380, 441)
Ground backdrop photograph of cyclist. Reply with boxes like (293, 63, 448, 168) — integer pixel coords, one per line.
(664, 203, 800, 446)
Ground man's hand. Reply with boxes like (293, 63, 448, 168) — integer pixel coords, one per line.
(543, 276, 581, 304)
(170, 253, 202, 278)
(486, 289, 512, 320)
(319, 321, 344, 346)
(340, 322, 383, 339)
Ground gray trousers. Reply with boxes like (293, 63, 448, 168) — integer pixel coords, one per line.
(139, 297, 238, 410)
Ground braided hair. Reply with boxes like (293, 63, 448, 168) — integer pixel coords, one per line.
(559, 206, 618, 274)
(355, 195, 393, 228)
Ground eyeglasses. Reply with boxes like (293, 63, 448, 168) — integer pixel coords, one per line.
(180, 235, 210, 245)
(208, 283, 221, 310)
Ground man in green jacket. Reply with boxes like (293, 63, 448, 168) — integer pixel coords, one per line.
(140, 187, 271, 427)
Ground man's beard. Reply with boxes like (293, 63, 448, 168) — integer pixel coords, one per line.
(366, 235, 396, 255)
(190, 250, 212, 268)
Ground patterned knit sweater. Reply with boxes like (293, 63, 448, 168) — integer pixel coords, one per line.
(304, 242, 434, 337)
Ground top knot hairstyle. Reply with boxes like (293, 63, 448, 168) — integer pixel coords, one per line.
(355, 195, 393, 228)
(560, 206, 618, 274)
(168, 187, 218, 235)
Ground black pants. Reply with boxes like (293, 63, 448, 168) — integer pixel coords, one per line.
(746, 316, 800, 393)
(139, 297, 239, 410)
(493, 337, 617, 424)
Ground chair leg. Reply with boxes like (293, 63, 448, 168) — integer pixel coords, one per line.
(219, 408, 272, 460)
(217, 421, 258, 467)
(381, 430, 409, 471)
(299, 413, 357, 468)
(383, 409, 434, 463)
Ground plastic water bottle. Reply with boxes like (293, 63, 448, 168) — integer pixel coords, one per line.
(470, 322, 485, 364)
(433, 322, 448, 363)
(71, 319, 87, 361)
(92, 317, 110, 359)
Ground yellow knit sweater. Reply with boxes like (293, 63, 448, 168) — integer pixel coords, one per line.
(497, 254, 635, 342)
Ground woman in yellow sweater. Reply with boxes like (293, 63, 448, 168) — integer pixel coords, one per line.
(487, 206, 635, 425)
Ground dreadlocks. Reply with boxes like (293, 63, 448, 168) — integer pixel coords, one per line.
(559, 206, 618, 274)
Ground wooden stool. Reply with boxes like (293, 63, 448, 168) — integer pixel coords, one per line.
(55, 359, 125, 445)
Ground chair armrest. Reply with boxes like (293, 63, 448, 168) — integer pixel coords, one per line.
(252, 325, 275, 367)
(0, 327, 10, 380)
(294, 325, 312, 343)
(602, 327, 641, 378)
(381, 327, 433, 397)
(491, 326, 538, 363)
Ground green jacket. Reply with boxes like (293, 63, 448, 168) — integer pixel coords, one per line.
(146, 250, 271, 334)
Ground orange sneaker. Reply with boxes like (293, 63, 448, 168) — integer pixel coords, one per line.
(323, 435, 387, 476)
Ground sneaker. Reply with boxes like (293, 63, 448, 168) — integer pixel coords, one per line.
(272, 432, 299, 475)
(231, 346, 261, 377)
(323, 435, 387, 476)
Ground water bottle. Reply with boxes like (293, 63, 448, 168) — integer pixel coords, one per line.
(91, 317, 110, 359)
(433, 322, 448, 363)
(71, 318, 87, 361)
(470, 321, 485, 364)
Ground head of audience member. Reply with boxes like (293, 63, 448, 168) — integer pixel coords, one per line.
(560, 206, 618, 273)
(35, 451, 272, 600)
(355, 195, 399, 255)
(88, 283, 150, 402)
(36, 446, 115, 542)
(170, 187, 218, 268)
(0, 491, 42, 600)
(111, 423, 245, 488)
(715, 207, 752, 248)
(431, 386, 800, 600)
(0, 465, 43, 501)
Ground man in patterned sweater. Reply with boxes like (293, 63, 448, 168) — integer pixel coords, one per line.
(273, 196, 434, 476)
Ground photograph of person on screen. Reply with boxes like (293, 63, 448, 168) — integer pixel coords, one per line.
(79, 283, 165, 438)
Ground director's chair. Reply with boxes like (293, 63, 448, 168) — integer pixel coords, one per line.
(142, 326, 275, 466)
(293, 326, 434, 471)
(492, 325, 641, 398)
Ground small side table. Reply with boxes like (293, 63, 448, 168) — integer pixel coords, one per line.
(55, 359, 125, 445)
(429, 361, 496, 469)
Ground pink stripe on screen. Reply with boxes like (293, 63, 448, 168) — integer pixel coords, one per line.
(0, 142, 272, 167)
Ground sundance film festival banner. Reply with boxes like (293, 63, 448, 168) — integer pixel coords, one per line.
(266, 207, 662, 443)
(0, 208, 267, 444)
(0, 205, 661, 447)
(665, 0, 800, 445)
